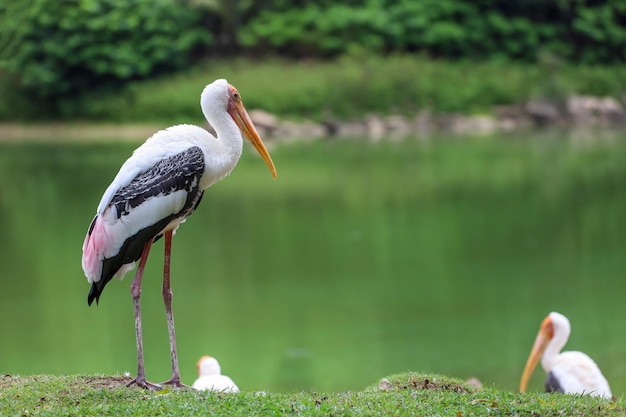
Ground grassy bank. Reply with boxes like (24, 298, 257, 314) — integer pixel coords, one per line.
(2, 55, 626, 123)
(1, 373, 623, 416)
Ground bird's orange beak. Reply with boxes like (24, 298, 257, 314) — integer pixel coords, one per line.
(519, 315, 554, 393)
(227, 85, 277, 179)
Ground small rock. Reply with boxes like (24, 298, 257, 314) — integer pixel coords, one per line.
(465, 377, 483, 389)
(249, 109, 279, 138)
(365, 114, 385, 142)
(378, 378, 393, 391)
(385, 115, 411, 140)
(413, 111, 434, 137)
(334, 120, 368, 138)
(273, 120, 326, 141)
(249, 109, 278, 130)
(525, 100, 561, 125)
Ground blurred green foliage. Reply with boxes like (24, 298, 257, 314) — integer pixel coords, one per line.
(240, 0, 626, 63)
(0, 0, 212, 111)
(0, 0, 625, 121)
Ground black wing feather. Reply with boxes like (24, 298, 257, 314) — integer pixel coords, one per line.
(110, 146, 205, 218)
(545, 371, 564, 394)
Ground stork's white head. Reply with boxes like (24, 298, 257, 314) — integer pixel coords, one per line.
(199, 79, 277, 179)
(197, 355, 222, 377)
(200, 79, 230, 120)
(547, 312, 571, 339)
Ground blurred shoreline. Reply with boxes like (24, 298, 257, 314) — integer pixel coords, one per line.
(0, 123, 161, 143)
(2, 93, 625, 143)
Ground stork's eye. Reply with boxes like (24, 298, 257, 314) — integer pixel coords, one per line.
(233, 92, 240, 100)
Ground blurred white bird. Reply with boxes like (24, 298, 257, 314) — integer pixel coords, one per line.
(192, 356, 240, 393)
(519, 311, 612, 398)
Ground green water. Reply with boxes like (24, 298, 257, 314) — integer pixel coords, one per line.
(0, 134, 625, 395)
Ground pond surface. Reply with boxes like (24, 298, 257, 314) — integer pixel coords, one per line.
(0, 133, 625, 394)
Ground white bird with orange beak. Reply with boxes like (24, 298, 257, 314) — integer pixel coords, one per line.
(82, 79, 277, 390)
(519, 312, 612, 398)
(193, 356, 240, 393)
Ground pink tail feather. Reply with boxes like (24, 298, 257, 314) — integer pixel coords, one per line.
(82, 215, 106, 283)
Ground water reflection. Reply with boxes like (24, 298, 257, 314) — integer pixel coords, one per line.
(0, 136, 625, 394)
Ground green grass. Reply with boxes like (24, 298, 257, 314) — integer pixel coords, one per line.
(2, 55, 626, 123)
(1, 372, 623, 416)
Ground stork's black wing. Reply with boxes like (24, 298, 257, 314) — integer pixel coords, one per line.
(88, 146, 206, 305)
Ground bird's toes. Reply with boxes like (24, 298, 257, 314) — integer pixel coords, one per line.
(127, 377, 162, 391)
(160, 378, 190, 390)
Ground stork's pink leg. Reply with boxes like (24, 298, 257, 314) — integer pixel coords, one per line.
(160, 230, 188, 388)
(127, 239, 161, 390)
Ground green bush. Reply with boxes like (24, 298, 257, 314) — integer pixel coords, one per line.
(0, 0, 212, 115)
(240, 0, 626, 64)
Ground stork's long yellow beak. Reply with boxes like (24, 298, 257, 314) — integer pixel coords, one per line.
(227, 86, 277, 179)
(519, 316, 553, 393)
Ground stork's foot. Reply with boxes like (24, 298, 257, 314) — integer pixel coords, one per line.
(127, 377, 162, 391)
(160, 377, 189, 390)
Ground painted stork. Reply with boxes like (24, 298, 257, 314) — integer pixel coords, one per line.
(519, 311, 612, 398)
(192, 356, 239, 393)
(81, 79, 277, 390)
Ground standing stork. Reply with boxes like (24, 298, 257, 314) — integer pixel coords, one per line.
(519, 311, 612, 398)
(81, 79, 277, 390)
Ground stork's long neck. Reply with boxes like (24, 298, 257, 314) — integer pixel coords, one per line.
(541, 328, 569, 372)
(203, 109, 244, 181)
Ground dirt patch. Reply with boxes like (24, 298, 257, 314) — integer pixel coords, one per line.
(0, 374, 21, 389)
(0, 374, 136, 390)
(72, 375, 136, 390)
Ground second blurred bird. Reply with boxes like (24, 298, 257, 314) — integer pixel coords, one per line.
(193, 356, 240, 393)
